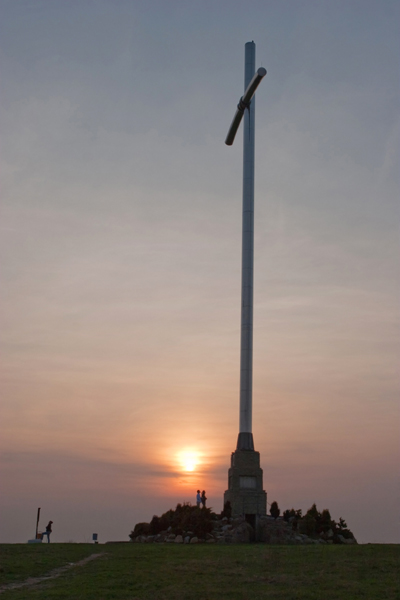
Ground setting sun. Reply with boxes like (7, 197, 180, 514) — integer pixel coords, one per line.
(178, 450, 199, 473)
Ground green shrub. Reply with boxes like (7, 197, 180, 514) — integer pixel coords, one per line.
(283, 508, 300, 530)
(180, 506, 214, 538)
(149, 515, 161, 535)
(298, 513, 317, 536)
(270, 501, 280, 520)
(319, 509, 332, 533)
(283, 508, 302, 522)
(306, 503, 321, 521)
(130, 503, 215, 540)
(291, 504, 355, 542)
(221, 501, 232, 519)
(130, 522, 151, 538)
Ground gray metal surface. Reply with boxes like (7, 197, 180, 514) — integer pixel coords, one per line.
(225, 42, 266, 451)
(240, 41, 256, 441)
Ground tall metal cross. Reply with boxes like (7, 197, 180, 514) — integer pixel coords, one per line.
(225, 41, 266, 451)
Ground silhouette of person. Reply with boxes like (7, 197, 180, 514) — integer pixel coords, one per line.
(42, 521, 53, 543)
(201, 490, 207, 508)
(196, 490, 201, 508)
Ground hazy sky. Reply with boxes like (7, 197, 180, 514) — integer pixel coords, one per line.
(1, 0, 399, 544)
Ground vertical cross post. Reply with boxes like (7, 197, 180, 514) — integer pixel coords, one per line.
(224, 42, 267, 521)
(238, 41, 256, 450)
(225, 42, 266, 451)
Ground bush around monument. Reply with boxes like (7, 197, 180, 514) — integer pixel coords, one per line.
(220, 500, 232, 520)
(130, 503, 216, 541)
(270, 501, 280, 520)
(130, 501, 356, 545)
(284, 503, 356, 543)
(283, 508, 302, 524)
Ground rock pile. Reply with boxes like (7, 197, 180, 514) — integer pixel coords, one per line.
(130, 515, 357, 545)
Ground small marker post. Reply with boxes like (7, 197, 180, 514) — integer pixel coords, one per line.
(35, 507, 41, 539)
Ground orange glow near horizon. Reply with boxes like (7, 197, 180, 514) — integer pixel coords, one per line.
(177, 449, 200, 473)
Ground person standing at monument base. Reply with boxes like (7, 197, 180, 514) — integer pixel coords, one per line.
(201, 491, 207, 508)
(196, 490, 201, 508)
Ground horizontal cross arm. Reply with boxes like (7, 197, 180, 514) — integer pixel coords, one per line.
(225, 67, 267, 146)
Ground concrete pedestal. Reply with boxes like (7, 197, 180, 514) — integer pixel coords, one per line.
(224, 447, 267, 519)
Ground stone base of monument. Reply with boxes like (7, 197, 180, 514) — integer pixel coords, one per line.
(224, 443, 267, 535)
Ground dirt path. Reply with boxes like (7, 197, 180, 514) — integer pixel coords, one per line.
(0, 553, 106, 594)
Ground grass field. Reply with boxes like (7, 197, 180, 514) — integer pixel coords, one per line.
(0, 543, 399, 599)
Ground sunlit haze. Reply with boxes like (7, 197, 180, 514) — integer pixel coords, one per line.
(177, 450, 200, 473)
(0, 0, 399, 545)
